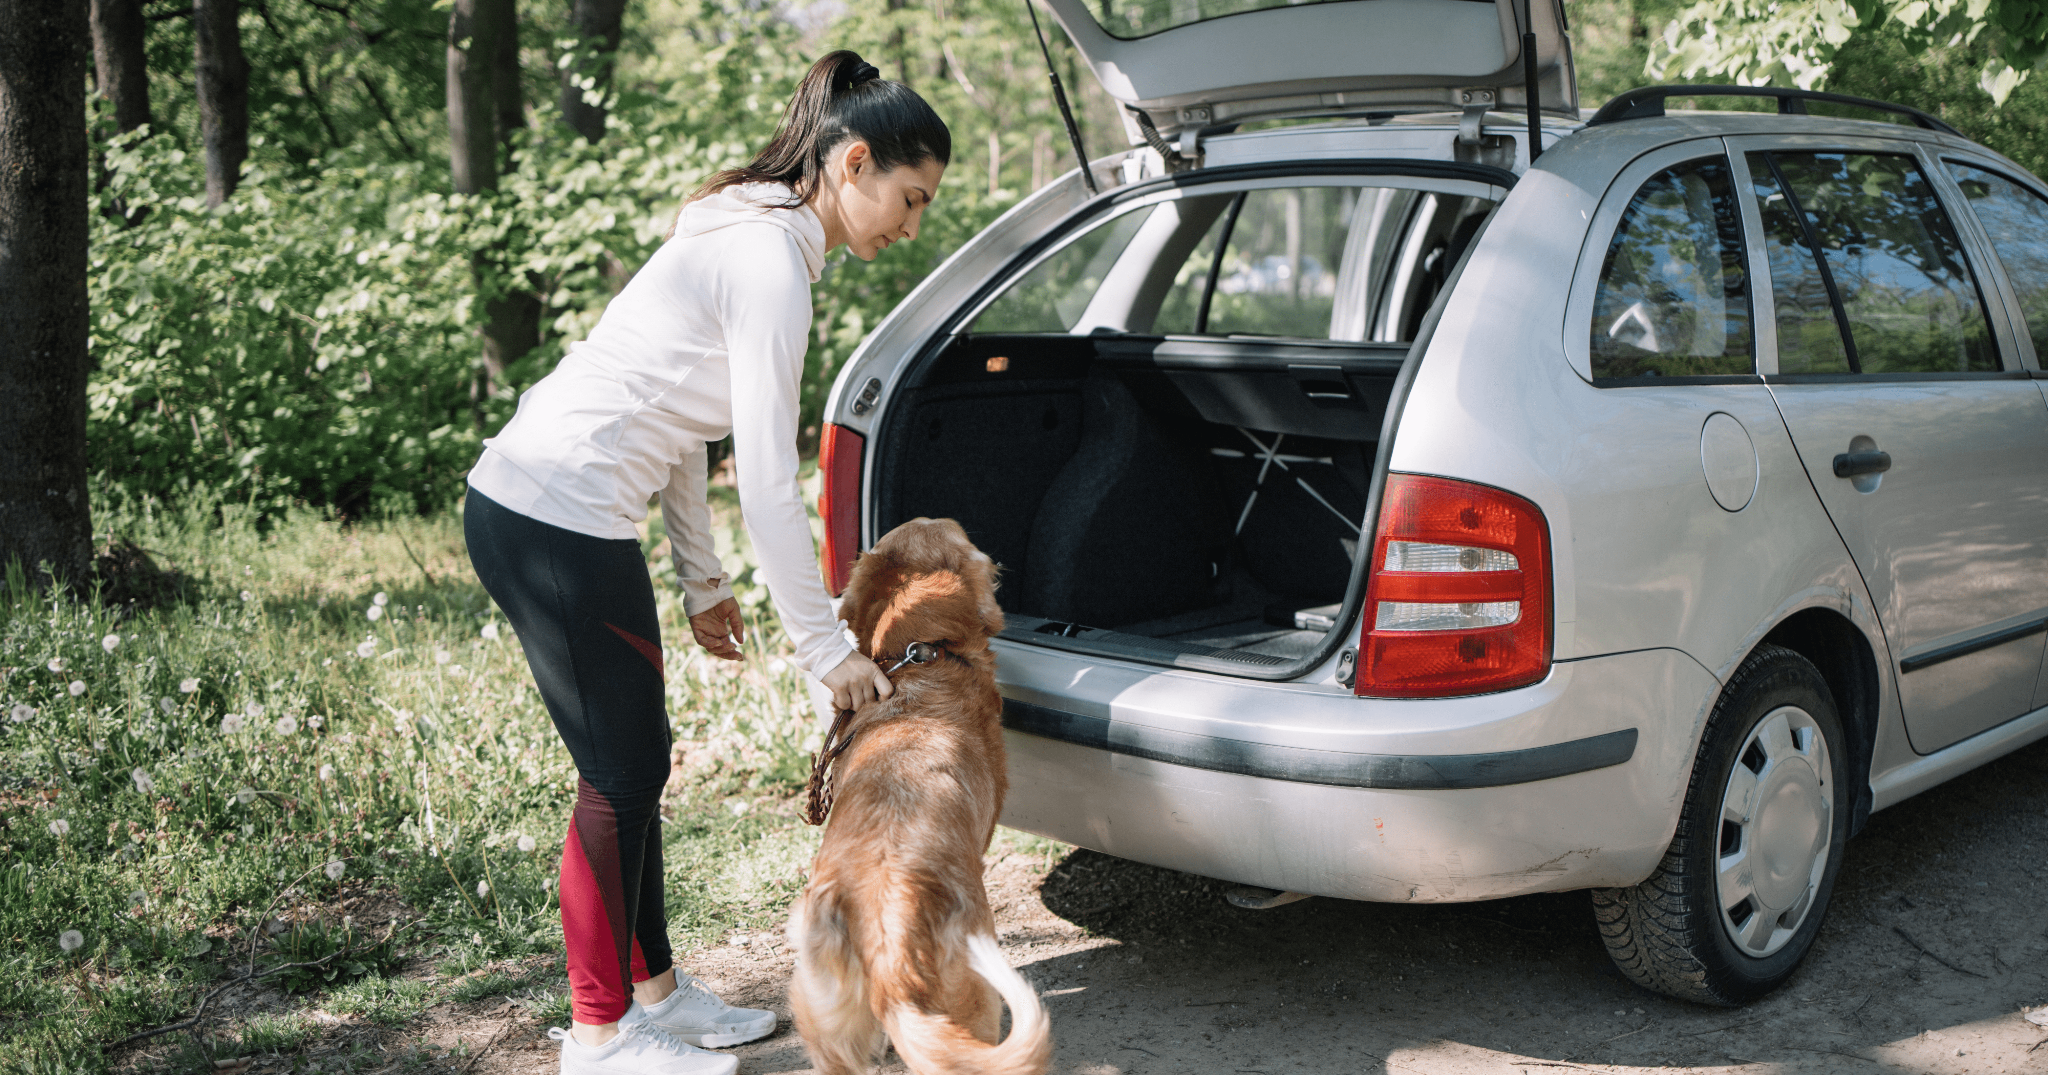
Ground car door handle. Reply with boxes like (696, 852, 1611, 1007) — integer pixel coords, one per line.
(1832, 450, 1892, 478)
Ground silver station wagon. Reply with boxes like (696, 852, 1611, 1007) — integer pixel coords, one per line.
(815, 0, 2048, 1003)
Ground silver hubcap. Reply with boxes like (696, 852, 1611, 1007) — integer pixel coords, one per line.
(1716, 705, 1833, 958)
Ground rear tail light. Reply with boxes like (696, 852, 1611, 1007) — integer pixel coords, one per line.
(1355, 473, 1551, 698)
(818, 424, 864, 596)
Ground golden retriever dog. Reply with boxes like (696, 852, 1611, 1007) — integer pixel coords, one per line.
(786, 518, 1051, 1075)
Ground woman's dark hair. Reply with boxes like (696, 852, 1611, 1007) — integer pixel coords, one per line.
(692, 50, 951, 206)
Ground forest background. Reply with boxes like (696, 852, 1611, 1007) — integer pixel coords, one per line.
(83, 0, 2048, 524)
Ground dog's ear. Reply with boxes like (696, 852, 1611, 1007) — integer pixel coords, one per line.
(839, 546, 901, 658)
(972, 552, 1005, 639)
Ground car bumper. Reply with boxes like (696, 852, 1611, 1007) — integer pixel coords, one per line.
(995, 644, 1718, 903)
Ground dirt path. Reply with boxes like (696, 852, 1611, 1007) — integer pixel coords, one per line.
(451, 736, 2048, 1074)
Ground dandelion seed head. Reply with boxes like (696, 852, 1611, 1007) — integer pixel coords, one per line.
(47, 658, 67, 673)
(68, 681, 86, 697)
(435, 650, 451, 665)
(130, 768, 153, 795)
(319, 764, 335, 781)
(235, 787, 257, 805)
(239, 590, 253, 603)
(769, 658, 788, 675)
(48, 819, 69, 837)
(220, 712, 246, 734)
(355, 641, 376, 659)
(366, 605, 383, 622)
(322, 658, 333, 666)
(274, 715, 298, 735)
(159, 697, 176, 714)
(101, 634, 121, 654)
(373, 592, 389, 607)
(244, 565, 253, 576)
(306, 715, 323, 731)
(179, 678, 200, 694)
(58, 931, 83, 953)
(476, 880, 490, 899)
(481, 623, 499, 640)
(324, 860, 345, 881)
(8, 703, 33, 723)
(517, 835, 536, 853)
(245, 701, 265, 719)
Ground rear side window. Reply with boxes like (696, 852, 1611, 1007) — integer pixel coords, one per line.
(1204, 186, 1353, 339)
(970, 205, 1159, 333)
(1590, 157, 1753, 379)
(1749, 151, 1997, 375)
(1947, 162, 2048, 360)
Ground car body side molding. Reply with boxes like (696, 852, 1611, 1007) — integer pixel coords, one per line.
(1001, 698, 1638, 790)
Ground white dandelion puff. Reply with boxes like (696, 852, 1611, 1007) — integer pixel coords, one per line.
(48, 819, 70, 837)
(322, 658, 333, 667)
(542, 877, 556, 893)
(476, 880, 490, 899)
(92, 740, 106, 752)
(131, 768, 154, 795)
(68, 681, 86, 697)
(768, 658, 788, 675)
(273, 715, 298, 736)
(158, 697, 176, 714)
(58, 931, 83, 953)
(435, 650, 451, 665)
(9, 703, 33, 723)
(324, 860, 345, 881)
(355, 641, 376, 659)
(235, 787, 257, 805)
(179, 678, 200, 694)
(307, 715, 323, 731)
(319, 764, 335, 781)
(47, 658, 67, 673)
(366, 605, 383, 622)
(517, 835, 536, 853)
(101, 634, 121, 654)
(373, 591, 389, 607)
(240, 590, 253, 603)
(245, 701, 265, 719)
(220, 712, 246, 734)
(481, 623, 499, 640)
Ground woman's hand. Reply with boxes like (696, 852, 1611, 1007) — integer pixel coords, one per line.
(688, 598, 747, 661)
(821, 650, 894, 713)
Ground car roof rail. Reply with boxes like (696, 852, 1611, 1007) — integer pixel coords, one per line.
(1585, 84, 1962, 137)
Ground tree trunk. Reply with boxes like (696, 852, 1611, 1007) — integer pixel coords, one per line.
(557, 0, 626, 143)
(193, 0, 247, 206)
(0, 0, 94, 589)
(450, 0, 539, 409)
(88, 0, 148, 133)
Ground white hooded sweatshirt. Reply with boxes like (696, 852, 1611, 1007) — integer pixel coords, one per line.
(467, 183, 856, 681)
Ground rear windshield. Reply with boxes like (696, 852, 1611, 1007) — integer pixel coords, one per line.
(1089, 0, 1490, 41)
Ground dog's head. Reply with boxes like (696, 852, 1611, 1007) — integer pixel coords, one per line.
(840, 518, 1003, 660)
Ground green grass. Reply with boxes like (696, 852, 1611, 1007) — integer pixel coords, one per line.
(0, 485, 839, 1072)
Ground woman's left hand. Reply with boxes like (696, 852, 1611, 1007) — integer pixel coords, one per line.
(689, 597, 747, 661)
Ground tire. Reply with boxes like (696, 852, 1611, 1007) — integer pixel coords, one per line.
(1591, 643, 1850, 1005)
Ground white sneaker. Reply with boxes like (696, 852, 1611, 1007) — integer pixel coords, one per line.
(548, 1021, 738, 1075)
(625, 974, 779, 1048)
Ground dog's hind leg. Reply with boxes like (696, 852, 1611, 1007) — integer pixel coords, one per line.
(789, 886, 884, 1075)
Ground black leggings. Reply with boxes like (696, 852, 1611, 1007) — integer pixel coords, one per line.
(464, 488, 672, 1025)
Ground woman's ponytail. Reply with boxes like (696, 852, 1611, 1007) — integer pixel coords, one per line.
(690, 50, 951, 206)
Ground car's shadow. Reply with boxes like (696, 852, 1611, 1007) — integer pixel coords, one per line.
(1018, 736, 2048, 1073)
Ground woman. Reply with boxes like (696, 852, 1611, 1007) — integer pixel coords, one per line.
(464, 51, 949, 1075)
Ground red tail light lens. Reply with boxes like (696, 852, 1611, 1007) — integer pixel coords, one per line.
(818, 424, 864, 597)
(1355, 473, 1552, 698)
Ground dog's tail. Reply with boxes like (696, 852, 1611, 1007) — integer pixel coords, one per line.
(788, 883, 885, 1074)
(884, 932, 1052, 1075)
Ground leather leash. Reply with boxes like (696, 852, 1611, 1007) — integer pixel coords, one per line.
(802, 640, 954, 826)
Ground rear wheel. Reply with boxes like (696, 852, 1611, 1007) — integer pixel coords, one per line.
(1592, 644, 1848, 1005)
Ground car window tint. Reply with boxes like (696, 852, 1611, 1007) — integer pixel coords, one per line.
(969, 204, 1158, 333)
(1764, 151, 1997, 374)
(1947, 162, 2048, 360)
(1205, 187, 1355, 338)
(1589, 157, 1753, 379)
(1748, 153, 1852, 374)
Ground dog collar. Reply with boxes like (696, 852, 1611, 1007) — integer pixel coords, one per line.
(878, 639, 953, 674)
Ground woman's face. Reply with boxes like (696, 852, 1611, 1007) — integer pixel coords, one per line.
(823, 140, 946, 261)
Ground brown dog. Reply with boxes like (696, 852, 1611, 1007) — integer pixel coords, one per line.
(786, 518, 1051, 1075)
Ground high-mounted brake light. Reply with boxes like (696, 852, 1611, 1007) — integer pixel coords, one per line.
(1355, 474, 1552, 698)
(818, 424, 864, 597)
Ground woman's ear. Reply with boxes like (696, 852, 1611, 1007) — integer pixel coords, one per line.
(838, 139, 872, 179)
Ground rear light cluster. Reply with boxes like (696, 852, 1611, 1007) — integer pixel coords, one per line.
(818, 424, 864, 596)
(1356, 473, 1552, 698)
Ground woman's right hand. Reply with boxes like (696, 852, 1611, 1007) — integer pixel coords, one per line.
(821, 650, 894, 713)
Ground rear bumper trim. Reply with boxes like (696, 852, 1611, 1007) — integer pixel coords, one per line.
(1001, 699, 1637, 790)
